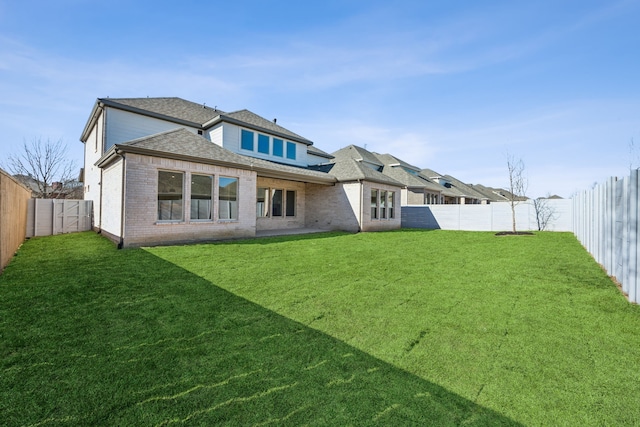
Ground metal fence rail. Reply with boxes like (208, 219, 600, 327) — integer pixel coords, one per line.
(573, 170, 639, 304)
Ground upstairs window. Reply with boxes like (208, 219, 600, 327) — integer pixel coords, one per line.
(273, 138, 283, 157)
(241, 129, 254, 151)
(258, 134, 270, 154)
(286, 141, 296, 160)
(158, 171, 183, 221)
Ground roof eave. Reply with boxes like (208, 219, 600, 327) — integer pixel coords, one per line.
(203, 114, 314, 146)
(99, 98, 204, 129)
(97, 144, 335, 186)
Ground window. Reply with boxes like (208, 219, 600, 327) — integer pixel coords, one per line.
(158, 171, 183, 221)
(380, 190, 387, 219)
(190, 174, 212, 220)
(257, 187, 269, 217)
(241, 129, 254, 151)
(258, 134, 269, 154)
(286, 141, 296, 160)
(273, 138, 283, 157)
(272, 189, 283, 217)
(286, 190, 296, 217)
(388, 191, 395, 218)
(219, 177, 238, 220)
(371, 189, 378, 219)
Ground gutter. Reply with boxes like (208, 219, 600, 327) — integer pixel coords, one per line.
(117, 149, 126, 249)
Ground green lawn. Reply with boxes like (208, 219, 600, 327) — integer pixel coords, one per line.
(2, 230, 639, 426)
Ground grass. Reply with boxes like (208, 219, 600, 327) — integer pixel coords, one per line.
(1, 230, 640, 426)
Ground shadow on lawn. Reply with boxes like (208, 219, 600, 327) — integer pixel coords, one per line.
(1, 232, 520, 426)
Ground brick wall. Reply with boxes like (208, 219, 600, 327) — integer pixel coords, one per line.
(108, 153, 258, 247)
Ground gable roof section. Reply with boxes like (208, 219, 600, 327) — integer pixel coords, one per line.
(332, 145, 384, 168)
(216, 110, 313, 145)
(312, 158, 402, 187)
(96, 128, 334, 185)
(372, 152, 421, 172)
(81, 97, 315, 146)
(442, 174, 489, 201)
(307, 144, 334, 159)
(104, 97, 222, 125)
(380, 165, 443, 192)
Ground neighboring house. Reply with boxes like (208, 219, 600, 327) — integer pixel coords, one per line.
(371, 152, 443, 205)
(80, 97, 401, 247)
(419, 169, 487, 204)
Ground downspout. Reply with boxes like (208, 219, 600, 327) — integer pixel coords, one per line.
(117, 150, 126, 249)
(358, 179, 363, 232)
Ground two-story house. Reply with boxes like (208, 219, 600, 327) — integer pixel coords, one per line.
(80, 97, 401, 247)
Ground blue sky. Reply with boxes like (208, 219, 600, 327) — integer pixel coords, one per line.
(1, 0, 639, 197)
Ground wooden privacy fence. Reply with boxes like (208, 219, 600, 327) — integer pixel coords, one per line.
(0, 168, 32, 271)
(573, 169, 640, 304)
(26, 199, 93, 238)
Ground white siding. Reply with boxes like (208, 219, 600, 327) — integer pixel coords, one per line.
(101, 159, 124, 238)
(105, 108, 200, 149)
(208, 124, 224, 147)
(83, 113, 105, 228)
(307, 153, 329, 166)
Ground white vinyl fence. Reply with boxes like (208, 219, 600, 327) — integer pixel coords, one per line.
(26, 199, 93, 238)
(573, 170, 639, 304)
(402, 199, 574, 232)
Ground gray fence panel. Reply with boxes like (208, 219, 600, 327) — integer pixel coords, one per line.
(573, 171, 640, 304)
(27, 199, 93, 237)
(402, 200, 573, 232)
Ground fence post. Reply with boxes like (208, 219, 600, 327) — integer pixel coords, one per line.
(628, 169, 639, 303)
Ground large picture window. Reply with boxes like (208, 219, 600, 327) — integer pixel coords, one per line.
(286, 190, 296, 217)
(241, 129, 254, 151)
(380, 190, 387, 219)
(257, 187, 269, 217)
(388, 191, 395, 219)
(190, 174, 212, 220)
(219, 177, 238, 220)
(271, 189, 283, 217)
(371, 189, 378, 219)
(158, 171, 184, 221)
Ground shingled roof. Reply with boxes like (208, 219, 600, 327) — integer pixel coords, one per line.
(96, 128, 334, 185)
(311, 158, 403, 186)
(82, 97, 314, 146)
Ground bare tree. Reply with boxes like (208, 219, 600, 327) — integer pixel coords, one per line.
(533, 197, 558, 231)
(506, 153, 528, 233)
(6, 138, 77, 198)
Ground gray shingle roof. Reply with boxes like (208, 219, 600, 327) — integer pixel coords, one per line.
(442, 175, 489, 200)
(101, 97, 223, 126)
(100, 128, 334, 184)
(381, 165, 443, 192)
(95, 97, 314, 146)
(372, 152, 421, 172)
(223, 110, 313, 145)
(312, 158, 402, 187)
(332, 145, 384, 168)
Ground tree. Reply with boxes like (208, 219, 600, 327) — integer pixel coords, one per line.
(533, 196, 558, 231)
(506, 153, 528, 233)
(5, 138, 77, 198)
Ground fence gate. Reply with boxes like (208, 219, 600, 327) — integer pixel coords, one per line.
(27, 199, 93, 237)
